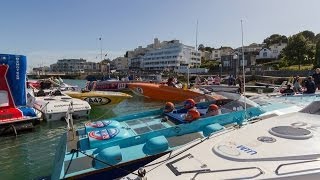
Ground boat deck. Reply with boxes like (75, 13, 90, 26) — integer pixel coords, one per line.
(63, 124, 204, 178)
(122, 109, 320, 180)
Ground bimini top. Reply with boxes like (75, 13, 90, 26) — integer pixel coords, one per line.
(122, 101, 320, 180)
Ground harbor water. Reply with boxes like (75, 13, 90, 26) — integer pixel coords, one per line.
(0, 79, 164, 180)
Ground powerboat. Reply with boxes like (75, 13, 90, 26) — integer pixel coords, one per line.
(27, 88, 91, 121)
(64, 90, 132, 106)
(51, 94, 268, 179)
(128, 82, 218, 101)
(199, 84, 239, 93)
(87, 80, 131, 92)
(0, 55, 41, 136)
(122, 100, 320, 180)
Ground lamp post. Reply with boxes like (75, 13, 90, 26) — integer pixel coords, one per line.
(233, 54, 238, 78)
(187, 64, 190, 88)
(219, 63, 222, 78)
(107, 62, 110, 78)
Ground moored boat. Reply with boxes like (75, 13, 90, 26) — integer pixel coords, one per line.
(51, 94, 267, 179)
(122, 100, 320, 180)
(64, 90, 132, 106)
(27, 89, 91, 121)
(199, 84, 240, 93)
(0, 54, 41, 136)
(87, 80, 131, 92)
(128, 82, 212, 101)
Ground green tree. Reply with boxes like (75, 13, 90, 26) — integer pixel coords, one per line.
(315, 40, 320, 68)
(315, 33, 320, 43)
(281, 34, 314, 70)
(263, 34, 288, 47)
(300, 30, 315, 42)
(198, 44, 205, 51)
(204, 46, 212, 52)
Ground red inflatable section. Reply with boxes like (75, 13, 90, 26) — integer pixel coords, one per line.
(0, 65, 23, 122)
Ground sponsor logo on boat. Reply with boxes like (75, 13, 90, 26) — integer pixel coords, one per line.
(215, 142, 257, 156)
(15, 57, 20, 80)
(135, 87, 143, 94)
(85, 120, 111, 128)
(236, 145, 257, 155)
(84, 97, 111, 105)
(88, 128, 119, 140)
(53, 103, 84, 108)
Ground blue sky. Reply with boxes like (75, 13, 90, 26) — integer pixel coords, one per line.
(1, 0, 320, 69)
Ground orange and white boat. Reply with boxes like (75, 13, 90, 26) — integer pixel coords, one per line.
(128, 82, 221, 102)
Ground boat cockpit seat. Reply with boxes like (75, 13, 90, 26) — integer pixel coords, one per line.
(165, 107, 208, 124)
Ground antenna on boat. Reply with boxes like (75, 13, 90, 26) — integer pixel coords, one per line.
(195, 19, 198, 51)
(99, 36, 103, 61)
(241, 20, 247, 118)
(66, 101, 75, 139)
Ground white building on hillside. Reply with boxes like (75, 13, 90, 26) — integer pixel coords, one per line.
(257, 48, 274, 59)
(211, 49, 221, 60)
(270, 42, 287, 58)
(210, 47, 233, 61)
(113, 57, 128, 71)
(50, 58, 100, 72)
(201, 51, 212, 61)
(256, 43, 287, 61)
(129, 56, 144, 70)
(143, 40, 201, 71)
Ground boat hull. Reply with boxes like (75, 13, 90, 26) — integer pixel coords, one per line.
(64, 91, 132, 106)
(65, 151, 169, 180)
(32, 96, 91, 121)
(88, 81, 131, 92)
(200, 84, 239, 93)
(128, 83, 206, 101)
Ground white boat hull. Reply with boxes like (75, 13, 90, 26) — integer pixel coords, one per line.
(122, 101, 320, 180)
(28, 89, 91, 121)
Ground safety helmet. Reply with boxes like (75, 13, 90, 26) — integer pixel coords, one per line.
(185, 109, 200, 122)
(207, 104, 219, 112)
(164, 102, 174, 113)
(184, 99, 196, 109)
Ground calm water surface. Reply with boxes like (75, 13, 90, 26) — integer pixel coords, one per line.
(0, 79, 163, 180)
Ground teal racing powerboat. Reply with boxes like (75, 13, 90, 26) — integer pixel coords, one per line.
(51, 93, 267, 179)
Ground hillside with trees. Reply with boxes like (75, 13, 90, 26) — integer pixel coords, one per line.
(280, 30, 319, 70)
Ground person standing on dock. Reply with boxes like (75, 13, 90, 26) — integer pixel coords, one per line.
(237, 76, 244, 94)
(214, 75, 221, 85)
(312, 68, 320, 90)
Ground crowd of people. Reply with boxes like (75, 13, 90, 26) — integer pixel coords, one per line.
(163, 68, 320, 96)
(281, 68, 320, 95)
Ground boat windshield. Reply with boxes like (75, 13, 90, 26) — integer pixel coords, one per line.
(300, 101, 320, 115)
(190, 91, 260, 108)
(165, 92, 259, 120)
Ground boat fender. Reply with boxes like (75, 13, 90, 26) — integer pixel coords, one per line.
(95, 145, 122, 168)
(202, 123, 224, 137)
(143, 136, 169, 155)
